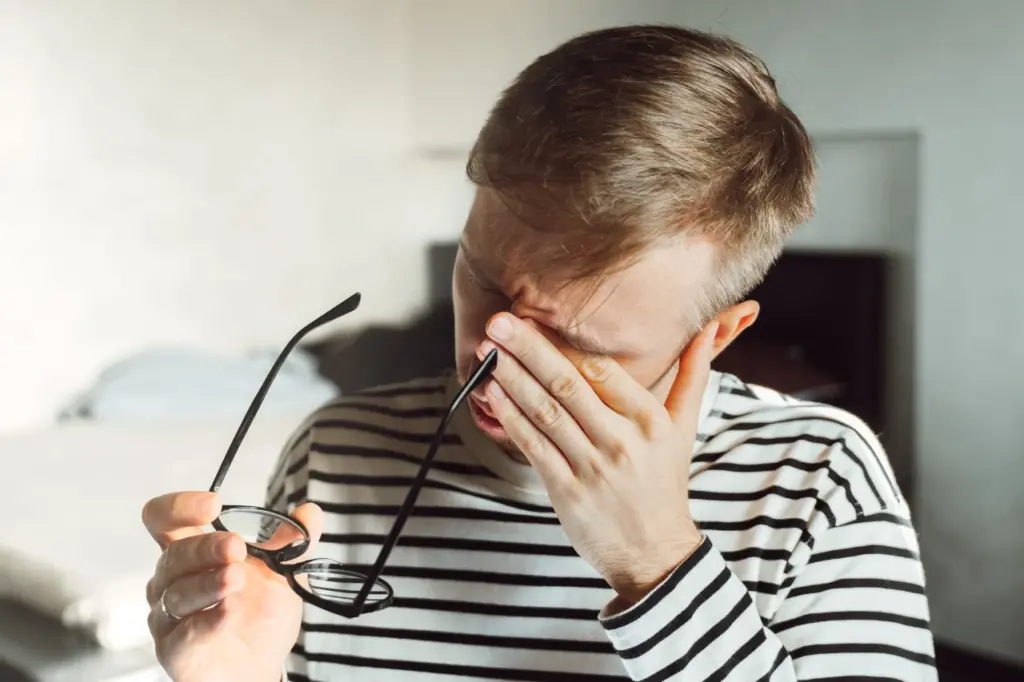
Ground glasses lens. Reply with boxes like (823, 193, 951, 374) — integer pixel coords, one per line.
(292, 559, 394, 609)
(216, 507, 309, 553)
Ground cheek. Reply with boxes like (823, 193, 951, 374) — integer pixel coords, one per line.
(617, 354, 680, 396)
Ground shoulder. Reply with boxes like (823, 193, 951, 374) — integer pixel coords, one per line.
(267, 373, 456, 508)
(703, 372, 905, 523)
(292, 372, 452, 445)
(319, 372, 452, 414)
(273, 372, 455, 476)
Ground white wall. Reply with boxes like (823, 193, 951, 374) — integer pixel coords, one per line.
(2, 0, 1022, 663)
(0, 1, 465, 430)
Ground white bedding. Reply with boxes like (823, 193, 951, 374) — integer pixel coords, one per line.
(0, 414, 306, 651)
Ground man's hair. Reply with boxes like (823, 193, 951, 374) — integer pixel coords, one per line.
(466, 24, 816, 329)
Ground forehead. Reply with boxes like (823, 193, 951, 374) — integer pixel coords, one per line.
(462, 189, 715, 355)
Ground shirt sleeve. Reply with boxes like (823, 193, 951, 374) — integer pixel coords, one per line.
(600, 512, 936, 681)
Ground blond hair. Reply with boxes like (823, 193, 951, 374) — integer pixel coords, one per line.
(467, 25, 816, 329)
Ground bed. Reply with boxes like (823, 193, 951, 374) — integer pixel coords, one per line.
(0, 414, 310, 681)
(0, 320, 457, 681)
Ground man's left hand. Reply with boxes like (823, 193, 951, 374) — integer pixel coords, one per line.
(479, 314, 718, 605)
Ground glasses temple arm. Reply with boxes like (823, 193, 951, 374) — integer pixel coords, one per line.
(353, 349, 497, 611)
(208, 293, 362, 494)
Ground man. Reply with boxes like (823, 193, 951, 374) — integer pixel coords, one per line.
(142, 25, 936, 682)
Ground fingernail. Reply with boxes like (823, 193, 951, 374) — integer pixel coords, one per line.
(478, 340, 496, 358)
(487, 316, 513, 341)
(486, 381, 505, 402)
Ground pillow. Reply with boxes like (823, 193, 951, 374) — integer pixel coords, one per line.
(0, 415, 302, 650)
(57, 346, 338, 423)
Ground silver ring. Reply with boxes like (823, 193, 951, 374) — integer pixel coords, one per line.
(160, 588, 182, 621)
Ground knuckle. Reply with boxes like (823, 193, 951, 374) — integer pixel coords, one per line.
(167, 536, 193, 566)
(605, 437, 631, 462)
(163, 535, 206, 573)
(548, 374, 579, 402)
(522, 434, 550, 456)
(640, 412, 672, 439)
(530, 398, 562, 428)
(203, 534, 229, 564)
(580, 356, 613, 382)
(208, 565, 232, 594)
(158, 543, 177, 571)
(582, 456, 605, 482)
(559, 479, 585, 503)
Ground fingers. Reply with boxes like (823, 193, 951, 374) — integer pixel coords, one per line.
(265, 502, 324, 562)
(480, 342, 595, 475)
(146, 531, 247, 606)
(485, 313, 663, 435)
(485, 380, 576, 485)
(484, 316, 607, 422)
(665, 321, 719, 423)
(570, 352, 666, 431)
(288, 503, 324, 560)
(158, 563, 246, 628)
(482, 325, 625, 448)
(156, 591, 248, 654)
(142, 492, 221, 548)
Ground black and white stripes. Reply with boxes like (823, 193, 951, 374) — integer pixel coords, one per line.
(269, 371, 936, 681)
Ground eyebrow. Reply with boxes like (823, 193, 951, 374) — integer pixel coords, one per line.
(460, 238, 618, 356)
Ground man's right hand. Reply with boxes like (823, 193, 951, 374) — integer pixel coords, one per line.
(142, 491, 323, 682)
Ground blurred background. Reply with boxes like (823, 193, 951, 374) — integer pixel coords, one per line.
(0, 1, 1021, 680)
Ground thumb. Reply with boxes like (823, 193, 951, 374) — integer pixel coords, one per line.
(288, 502, 324, 561)
(665, 321, 718, 423)
(260, 502, 324, 559)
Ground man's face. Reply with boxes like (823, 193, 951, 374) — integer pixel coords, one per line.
(453, 189, 719, 451)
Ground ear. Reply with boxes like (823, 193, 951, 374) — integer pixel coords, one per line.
(707, 300, 759, 360)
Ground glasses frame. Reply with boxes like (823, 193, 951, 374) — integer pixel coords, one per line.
(207, 292, 497, 618)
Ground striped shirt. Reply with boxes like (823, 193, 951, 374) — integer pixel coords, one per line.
(267, 370, 936, 681)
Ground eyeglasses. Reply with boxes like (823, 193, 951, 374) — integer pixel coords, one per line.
(207, 292, 497, 618)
